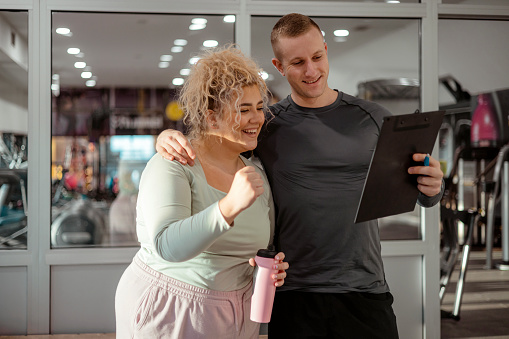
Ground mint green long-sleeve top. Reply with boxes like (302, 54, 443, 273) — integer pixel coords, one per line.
(135, 154, 274, 291)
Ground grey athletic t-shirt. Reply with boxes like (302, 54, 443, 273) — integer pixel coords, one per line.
(256, 91, 391, 294)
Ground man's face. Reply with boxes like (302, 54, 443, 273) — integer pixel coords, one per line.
(272, 28, 330, 107)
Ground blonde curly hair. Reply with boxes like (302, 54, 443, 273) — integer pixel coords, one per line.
(179, 44, 270, 140)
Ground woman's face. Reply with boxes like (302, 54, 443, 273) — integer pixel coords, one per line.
(214, 85, 265, 153)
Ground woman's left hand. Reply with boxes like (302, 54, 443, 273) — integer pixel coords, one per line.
(249, 252, 289, 287)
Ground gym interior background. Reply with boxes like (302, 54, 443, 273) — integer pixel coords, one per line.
(0, 0, 508, 337)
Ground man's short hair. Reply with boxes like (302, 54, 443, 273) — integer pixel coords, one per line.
(271, 13, 322, 59)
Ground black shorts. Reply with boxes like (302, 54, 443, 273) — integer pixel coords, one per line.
(268, 290, 399, 339)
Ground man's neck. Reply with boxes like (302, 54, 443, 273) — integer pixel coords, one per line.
(291, 87, 338, 108)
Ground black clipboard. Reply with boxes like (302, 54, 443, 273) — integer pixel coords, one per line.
(354, 110, 445, 223)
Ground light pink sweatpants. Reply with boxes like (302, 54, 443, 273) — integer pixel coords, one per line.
(115, 256, 260, 339)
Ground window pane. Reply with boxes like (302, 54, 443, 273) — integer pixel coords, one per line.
(442, 0, 507, 4)
(252, 0, 420, 2)
(0, 11, 28, 250)
(438, 19, 509, 246)
(51, 12, 235, 248)
(251, 16, 421, 240)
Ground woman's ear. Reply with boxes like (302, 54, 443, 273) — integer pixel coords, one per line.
(206, 109, 219, 129)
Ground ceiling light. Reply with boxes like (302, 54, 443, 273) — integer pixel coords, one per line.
(85, 80, 96, 87)
(189, 57, 200, 65)
(203, 40, 218, 48)
(189, 24, 206, 31)
(174, 39, 188, 46)
(158, 62, 170, 68)
(160, 55, 173, 62)
(81, 71, 92, 79)
(67, 47, 80, 55)
(171, 46, 184, 53)
(74, 61, 86, 69)
(223, 15, 235, 23)
(334, 29, 350, 37)
(52, 74, 60, 97)
(386, 0, 400, 3)
(192, 18, 207, 25)
(172, 78, 185, 86)
(180, 68, 191, 76)
(56, 27, 70, 35)
(260, 71, 269, 80)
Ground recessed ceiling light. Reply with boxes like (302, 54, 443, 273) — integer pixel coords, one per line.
(172, 78, 185, 86)
(67, 47, 80, 55)
(51, 84, 59, 91)
(74, 61, 86, 69)
(52, 74, 60, 81)
(223, 15, 235, 23)
(203, 40, 218, 48)
(189, 57, 200, 65)
(192, 18, 207, 25)
(158, 62, 170, 68)
(85, 80, 96, 87)
(160, 55, 173, 62)
(56, 27, 70, 35)
(334, 29, 350, 37)
(180, 68, 191, 76)
(259, 71, 269, 80)
(386, 0, 400, 3)
(174, 39, 188, 46)
(81, 71, 92, 79)
(171, 46, 183, 53)
(189, 24, 206, 31)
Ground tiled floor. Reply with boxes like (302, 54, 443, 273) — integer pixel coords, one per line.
(441, 249, 509, 339)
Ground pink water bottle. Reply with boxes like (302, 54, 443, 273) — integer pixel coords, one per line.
(250, 246, 278, 323)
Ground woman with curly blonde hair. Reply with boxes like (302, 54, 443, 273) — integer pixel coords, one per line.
(115, 45, 289, 339)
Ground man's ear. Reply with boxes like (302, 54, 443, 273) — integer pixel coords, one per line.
(272, 58, 285, 76)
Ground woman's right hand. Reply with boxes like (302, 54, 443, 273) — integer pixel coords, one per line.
(156, 129, 196, 166)
(219, 166, 264, 225)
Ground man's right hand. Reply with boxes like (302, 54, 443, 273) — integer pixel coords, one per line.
(156, 129, 196, 166)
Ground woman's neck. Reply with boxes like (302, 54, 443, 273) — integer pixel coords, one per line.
(192, 138, 243, 175)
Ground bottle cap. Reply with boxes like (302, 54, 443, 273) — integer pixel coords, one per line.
(256, 245, 278, 258)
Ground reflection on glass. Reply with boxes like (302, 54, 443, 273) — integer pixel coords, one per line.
(442, 0, 508, 4)
(438, 19, 509, 249)
(253, 0, 419, 2)
(51, 12, 235, 248)
(251, 16, 421, 240)
(0, 11, 28, 250)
